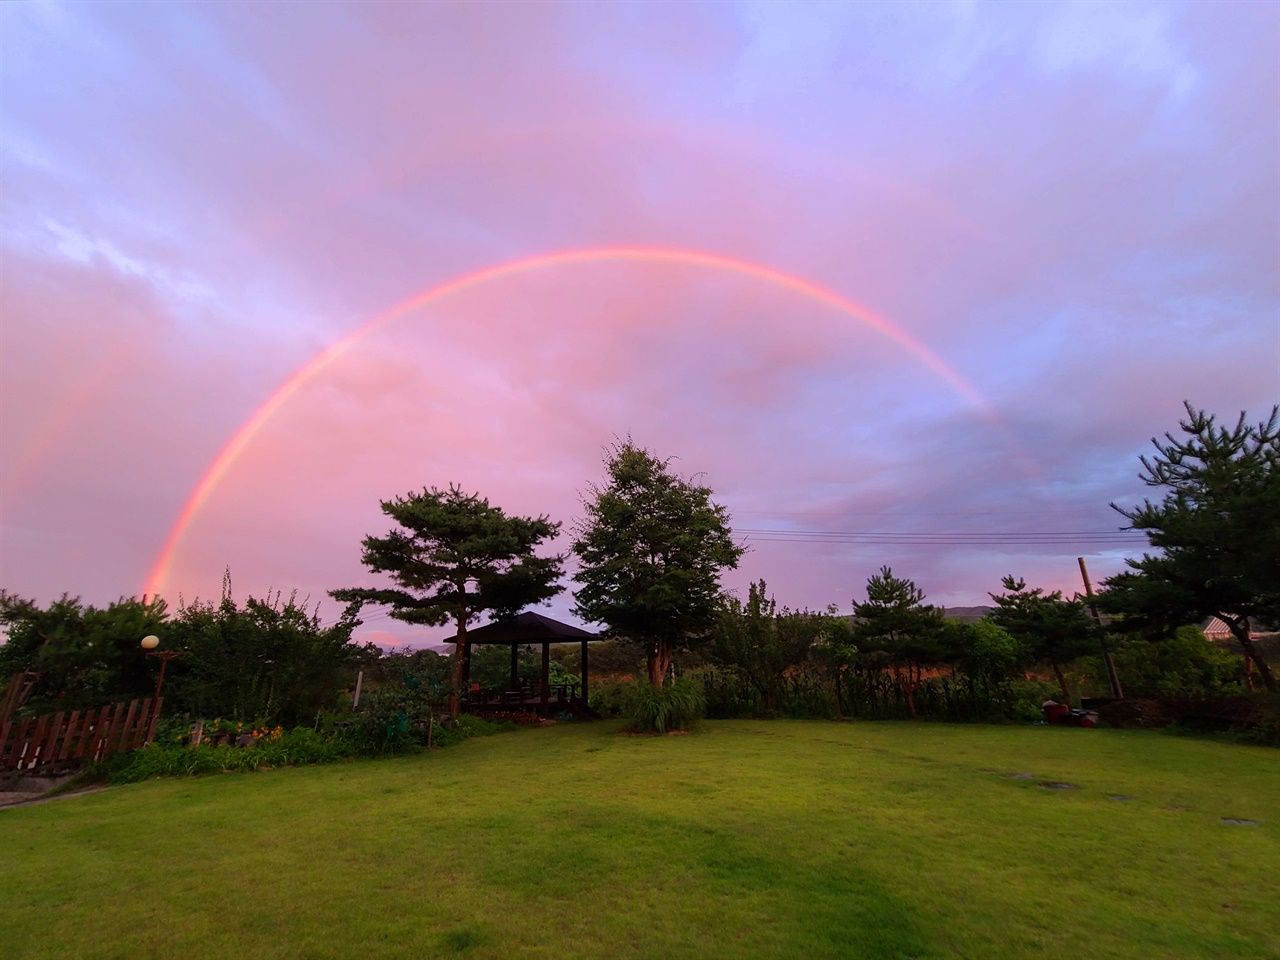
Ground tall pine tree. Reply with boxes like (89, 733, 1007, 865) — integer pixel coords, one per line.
(331, 485, 564, 714)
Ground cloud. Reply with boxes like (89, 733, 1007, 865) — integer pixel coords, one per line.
(0, 1, 1274, 647)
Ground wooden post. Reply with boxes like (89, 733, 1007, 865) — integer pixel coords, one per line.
(352, 670, 363, 709)
(580, 639, 589, 703)
(1078, 557, 1124, 699)
(510, 644, 520, 691)
(540, 642, 550, 717)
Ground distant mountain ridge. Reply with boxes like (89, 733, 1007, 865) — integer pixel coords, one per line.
(940, 606, 995, 623)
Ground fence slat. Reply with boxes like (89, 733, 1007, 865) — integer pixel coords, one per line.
(101, 702, 120, 755)
(43, 711, 66, 769)
(134, 698, 159, 748)
(125, 699, 148, 749)
(91, 703, 120, 763)
(0, 720, 13, 768)
(57, 711, 82, 761)
(28, 714, 51, 770)
(72, 708, 98, 759)
(114, 700, 139, 754)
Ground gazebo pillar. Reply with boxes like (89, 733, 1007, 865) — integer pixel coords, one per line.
(540, 642, 550, 716)
(580, 639, 589, 702)
(509, 643, 520, 691)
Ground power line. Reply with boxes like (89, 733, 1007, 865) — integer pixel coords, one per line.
(734, 527, 1147, 547)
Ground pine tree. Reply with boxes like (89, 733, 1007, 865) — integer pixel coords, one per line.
(572, 441, 743, 688)
(331, 485, 564, 714)
(1100, 404, 1279, 690)
(853, 567, 946, 719)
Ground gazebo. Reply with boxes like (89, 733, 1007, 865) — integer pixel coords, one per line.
(443, 612, 603, 719)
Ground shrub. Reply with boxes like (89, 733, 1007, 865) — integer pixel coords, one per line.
(999, 677, 1061, 723)
(1079, 628, 1244, 699)
(99, 711, 515, 784)
(589, 679, 640, 719)
(1236, 694, 1280, 746)
(698, 666, 759, 718)
(429, 714, 512, 747)
(630, 678, 705, 733)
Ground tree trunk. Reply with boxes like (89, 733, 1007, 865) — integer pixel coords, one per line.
(648, 640, 672, 688)
(1227, 616, 1276, 692)
(1050, 662, 1072, 706)
(450, 614, 468, 718)
(895, 666, 919, 720)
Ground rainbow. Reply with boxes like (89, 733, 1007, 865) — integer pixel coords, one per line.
(142, 245, 993, 600)
(2, 348, 130, 517)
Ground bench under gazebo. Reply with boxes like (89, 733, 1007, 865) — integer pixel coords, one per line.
(444, 612, 603, 720)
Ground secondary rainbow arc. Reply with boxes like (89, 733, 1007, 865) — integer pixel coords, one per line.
(143, 245, 994, 600)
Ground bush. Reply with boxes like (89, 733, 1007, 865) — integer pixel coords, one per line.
(999, 677, 1062, 723)
(695, 666, 757, 718)
(630, 678, 705, 733)
(428, 714, 512, 748)
(99, 711, 516, 784)
(589, 679, 640, 719)
(1079, 628, 1244, 699)
(1237, 694, 1280, 746)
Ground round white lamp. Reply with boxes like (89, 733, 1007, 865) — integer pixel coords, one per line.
(140, 635, 160, 650)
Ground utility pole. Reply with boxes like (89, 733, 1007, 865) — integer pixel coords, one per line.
(1078, 557, 1124, 700)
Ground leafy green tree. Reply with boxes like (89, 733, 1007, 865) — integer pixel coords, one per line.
(331, 485, 565, 714)
(1099, 403, 1279, 691)
(941, 618, 1028, 684)
(572, 440, 744, 688)
(989, 576, 1095, 705)
(0, 579, 366, 725)
(370, 646, 452, 701)
(852, 567, 946, 719)
(0, 592, 168, 714)
(1079, 626, 1243, 698)
(711, 580, 826, 715)
(165, 583, 367, 726)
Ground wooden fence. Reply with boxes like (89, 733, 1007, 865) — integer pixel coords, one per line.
(1, 672, 40, 725)
(0, 698, 162, 773)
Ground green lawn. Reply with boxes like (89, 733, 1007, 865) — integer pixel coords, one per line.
(2, 720, 1276, 960)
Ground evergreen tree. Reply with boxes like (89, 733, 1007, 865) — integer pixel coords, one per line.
(853, 567, 945, 719)
(331, 485, 564, 714)
(988, 576, 1095, 705)
(572, 441, 743, 688)
(1100, 403, 1279, 690)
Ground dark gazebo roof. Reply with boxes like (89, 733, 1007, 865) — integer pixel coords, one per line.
(444, 611, 600, 645)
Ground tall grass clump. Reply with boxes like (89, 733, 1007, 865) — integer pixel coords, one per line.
(630, 678, 705, 733)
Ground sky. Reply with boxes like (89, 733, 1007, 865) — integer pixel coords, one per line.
(1, 0, 1277, 649)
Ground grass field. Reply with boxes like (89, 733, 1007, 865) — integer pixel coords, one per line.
(2, 720, 1277, 960)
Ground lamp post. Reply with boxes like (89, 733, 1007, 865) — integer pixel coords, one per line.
(141, 635, 184, 701)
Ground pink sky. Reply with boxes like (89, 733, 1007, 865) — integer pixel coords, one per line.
(1, 1, 1276, 647)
